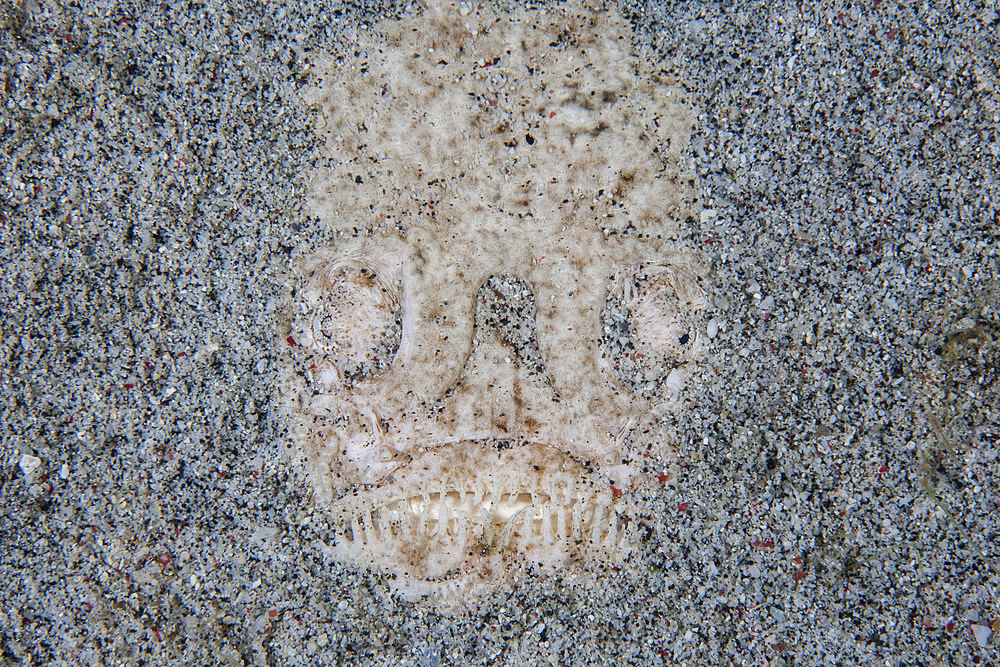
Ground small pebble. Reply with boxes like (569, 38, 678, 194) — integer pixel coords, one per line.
(18, 455, 41, 478)
(707, 317, 720, 339)
(972, 624, 992, 648)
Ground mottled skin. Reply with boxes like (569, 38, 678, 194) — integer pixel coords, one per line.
(281, 0, 707, 605)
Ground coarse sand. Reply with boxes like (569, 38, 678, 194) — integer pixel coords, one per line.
(1, 1, 998, 665)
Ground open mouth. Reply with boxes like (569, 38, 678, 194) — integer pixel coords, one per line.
(341, 482, 625, 549)
(327, 440, 630, 593)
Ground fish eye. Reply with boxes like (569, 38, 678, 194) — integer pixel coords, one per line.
(291, 258, 402, 387)
(600, 264, 701, 397)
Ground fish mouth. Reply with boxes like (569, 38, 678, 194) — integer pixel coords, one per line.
(342, 485, 624, 549)
(326, 440, 632, 597)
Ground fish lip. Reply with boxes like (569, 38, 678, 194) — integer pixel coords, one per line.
(336, 439, 613, 509)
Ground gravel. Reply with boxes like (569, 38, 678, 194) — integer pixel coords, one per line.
(1, 0, 998, 665)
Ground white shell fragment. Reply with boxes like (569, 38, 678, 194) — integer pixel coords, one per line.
(19, 454, 41, 478)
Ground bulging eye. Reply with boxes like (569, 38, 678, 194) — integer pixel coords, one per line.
(600, 264, 705, 397)
(291, 257, 402, 387)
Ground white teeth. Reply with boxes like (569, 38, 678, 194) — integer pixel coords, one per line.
(481, 509, 495, 545)
(341, 482, 631, 553)
(541, 504, 553, 542)
(351, 514, 363, 545)
(521, 505, 534, 539)
(590, 504, 605, 544)
(499, 516, 516, 549)
(363, 509, 377, 543)
(541, 482, 554, 500)
(399, 500, 413, 538)
(603, 512, 618, 547)
(437, 494, 449, 538)
(437, 482, 448, 536)
(384, 506, 399, 538)
(572, 497, 584, 536)
(418, 493, 430, 536)
(556, 503, 568, 540)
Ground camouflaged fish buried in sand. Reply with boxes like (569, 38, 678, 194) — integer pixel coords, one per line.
(280, 0, 708, 604)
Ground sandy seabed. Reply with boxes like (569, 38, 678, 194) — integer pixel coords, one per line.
(1, 0, 998, 665)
